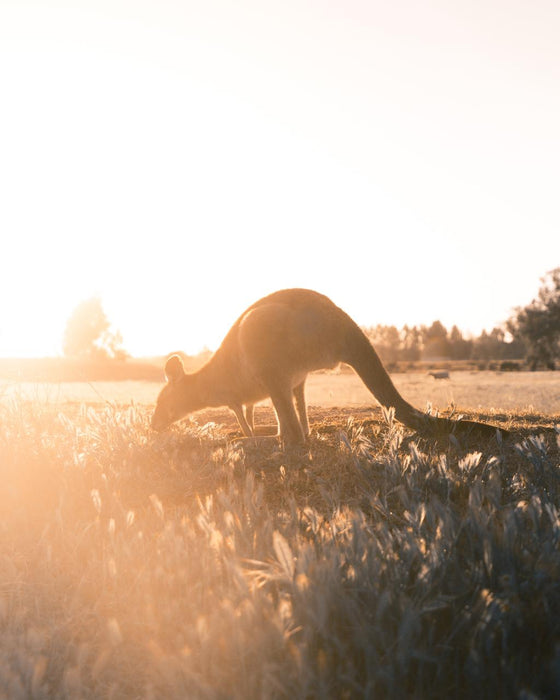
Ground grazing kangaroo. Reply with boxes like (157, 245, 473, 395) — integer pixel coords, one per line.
(152, 288, 506, 443)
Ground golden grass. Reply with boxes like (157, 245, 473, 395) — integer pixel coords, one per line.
(1, 398, 559, 698)
(3, 369, 559, 414)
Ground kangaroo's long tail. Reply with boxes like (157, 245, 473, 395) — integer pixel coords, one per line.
(340, 318, 508, 439)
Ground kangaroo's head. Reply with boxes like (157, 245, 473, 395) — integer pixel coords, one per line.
(151, 355, 198, 431)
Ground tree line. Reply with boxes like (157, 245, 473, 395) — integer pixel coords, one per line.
(364, 268, 560, 369)
(63, 268, 560, 370)
(363, 322, 525, 367)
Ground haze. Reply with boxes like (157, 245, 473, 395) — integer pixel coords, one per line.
(1, 0, 558, 357)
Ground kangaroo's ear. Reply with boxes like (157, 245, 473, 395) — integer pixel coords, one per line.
(165, 354, 185, 383)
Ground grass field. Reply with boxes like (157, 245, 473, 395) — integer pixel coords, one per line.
(3, 369, 560, 413)
(1, 373, 559, 698)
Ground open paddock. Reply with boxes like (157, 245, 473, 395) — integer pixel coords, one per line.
(2, 370, 559, 415)
(2, 369, 559, 698)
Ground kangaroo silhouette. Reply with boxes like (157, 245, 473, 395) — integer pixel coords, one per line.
(152, 288, 506, 443)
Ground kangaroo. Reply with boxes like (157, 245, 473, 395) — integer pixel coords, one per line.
(151, 288, 506, 443)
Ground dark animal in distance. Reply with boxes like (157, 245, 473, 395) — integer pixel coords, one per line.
(429, 370, 450, 380)
(152, 289, 507, 444)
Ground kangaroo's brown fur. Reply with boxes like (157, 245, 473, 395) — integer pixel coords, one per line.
(151, 289, 507, 443)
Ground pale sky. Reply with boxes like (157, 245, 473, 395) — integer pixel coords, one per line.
(1, 0, 558, 357)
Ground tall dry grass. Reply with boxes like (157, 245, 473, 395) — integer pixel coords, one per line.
(1, 397, 559, 698)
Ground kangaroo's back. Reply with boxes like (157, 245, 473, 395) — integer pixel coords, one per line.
(218, 288, 351, 371)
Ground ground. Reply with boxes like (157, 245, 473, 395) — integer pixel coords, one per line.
(1, 373, 559, 698)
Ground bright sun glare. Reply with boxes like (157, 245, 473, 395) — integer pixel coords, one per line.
(1, 1, 558, 357)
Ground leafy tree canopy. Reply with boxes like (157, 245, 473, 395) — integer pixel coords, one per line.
(63, 298, 128, 361)
(508, 268, 560, 369)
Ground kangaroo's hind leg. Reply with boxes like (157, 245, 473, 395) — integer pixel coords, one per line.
(293, 381, 309, 437)
(231, 404, 254, 437)
(244, 403, 255, 433)
(267, 382, 306, 446)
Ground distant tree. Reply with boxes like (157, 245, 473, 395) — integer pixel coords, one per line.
(507, 268, 560, 369)
(500, 332, 526, 360)
(364, 325, 401, 364)
(449, 325, 473, 360)
(422, 321, 450, 359)
(63, 298, 128, 360)
(380, 325, 401, 364)
(401, 325, 422, 361)
(472, 327, 506, 361)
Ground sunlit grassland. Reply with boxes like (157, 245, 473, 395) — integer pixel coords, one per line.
(1, 395, 559, 698)
(3, 369, 560, 413)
